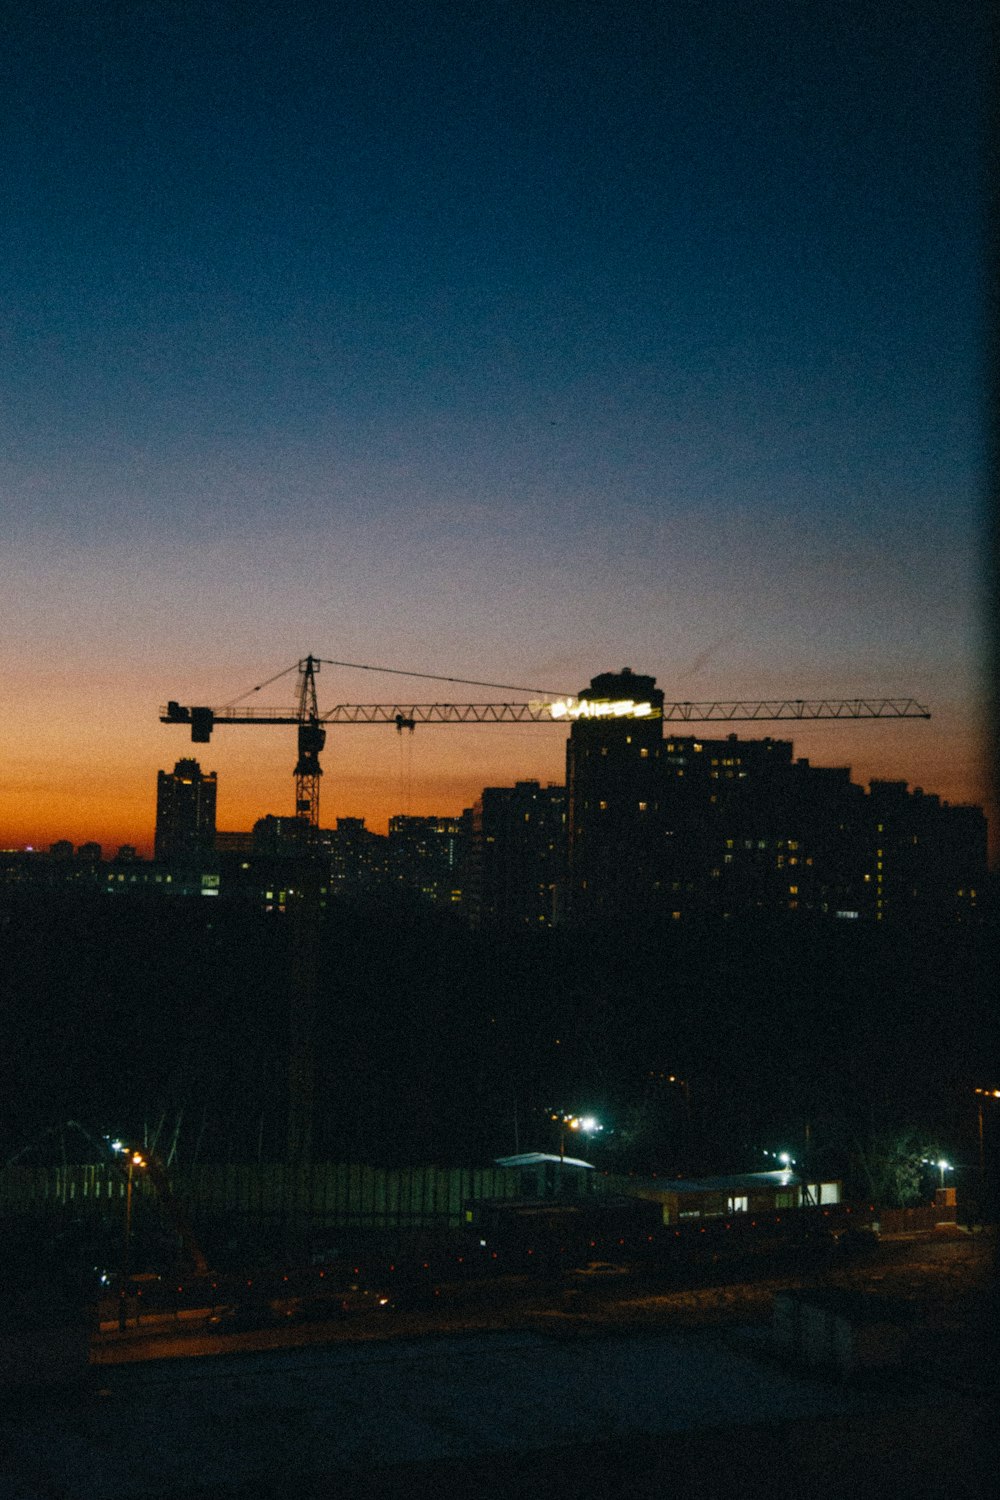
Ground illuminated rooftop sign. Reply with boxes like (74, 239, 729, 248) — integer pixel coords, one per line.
(547, 697, 660, 721)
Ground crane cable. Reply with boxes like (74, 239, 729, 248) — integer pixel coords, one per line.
(318, 658, 571, 696)
(222, 658, 570, 710)
(222, 661, 301, 709)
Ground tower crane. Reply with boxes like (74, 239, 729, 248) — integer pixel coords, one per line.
(161, 654, 930, 831)
(160, 656, 929, 1171)
(165, 654, 328, 828)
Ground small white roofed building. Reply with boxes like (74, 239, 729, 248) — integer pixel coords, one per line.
(626, 1170, 841, 1225)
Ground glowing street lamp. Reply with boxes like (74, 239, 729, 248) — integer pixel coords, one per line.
(936, 1158, 950, 1189)
(974, 1088, 1000, 1179)
(118, 1147, 147, 1331)
(550, 1112, 603, 1162)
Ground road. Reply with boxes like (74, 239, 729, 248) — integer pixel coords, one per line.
(5, 1324, 986, 1500)
(89, 1227, 991, 1367)
(0, 1232, 992, 1499)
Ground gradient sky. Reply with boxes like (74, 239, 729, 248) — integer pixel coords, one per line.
(1, 1, 988, 853)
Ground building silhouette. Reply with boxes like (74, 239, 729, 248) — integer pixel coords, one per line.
(866, 780, 986, 923)
(324, 818, 388, 894)
(471, 782, 566, 929)
(566, 668, 667, 923)
(154, 758, 217, 863)
(563, 668, 988, 927)
(251, 813, 311, 860)
(388, 814, 471, 909)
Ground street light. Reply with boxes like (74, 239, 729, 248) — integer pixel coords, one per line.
(118, 1147, 147, 1331)
(974, 1088, 1000, 1179)
(760, 1149, 796, 1168)
(550, 1112, 603, 1163)
(937, 1158, 950, 1189)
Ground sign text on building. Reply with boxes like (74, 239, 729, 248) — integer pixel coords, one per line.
(545, 698, 659, 721)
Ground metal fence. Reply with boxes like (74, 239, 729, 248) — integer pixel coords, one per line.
(0, 1161, 529, 1235)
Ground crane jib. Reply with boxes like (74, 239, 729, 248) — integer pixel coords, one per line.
(161, 697, 931, 734)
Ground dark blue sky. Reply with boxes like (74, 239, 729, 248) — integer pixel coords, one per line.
(1, 1, 988, 844)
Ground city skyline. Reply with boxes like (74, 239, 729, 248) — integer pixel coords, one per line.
(8, 697, 983, 864)
(2, 4, 987, 853)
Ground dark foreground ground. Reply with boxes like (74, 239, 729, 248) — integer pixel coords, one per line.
(2, 1230, 996, 1499)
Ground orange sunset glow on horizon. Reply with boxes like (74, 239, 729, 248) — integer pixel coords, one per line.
(2, 660, 987, 861)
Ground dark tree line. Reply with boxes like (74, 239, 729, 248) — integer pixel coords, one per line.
(1, 887, 995, 1202)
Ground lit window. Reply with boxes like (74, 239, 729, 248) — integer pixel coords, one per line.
(638, 801, 648, 812)
(640, 747, 649, 758)
(599, 800, 608, 811)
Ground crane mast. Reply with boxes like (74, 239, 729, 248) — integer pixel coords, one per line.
(293, 654, 325, 828)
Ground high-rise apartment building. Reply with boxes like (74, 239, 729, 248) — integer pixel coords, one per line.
(471, 782, 566, 929)
(866, 781, 987, 923)
(388, 814, 471, 908)
(154, 758, 217, 863)
(566, 668, 666, 924)
(563, 669, 989, 926)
